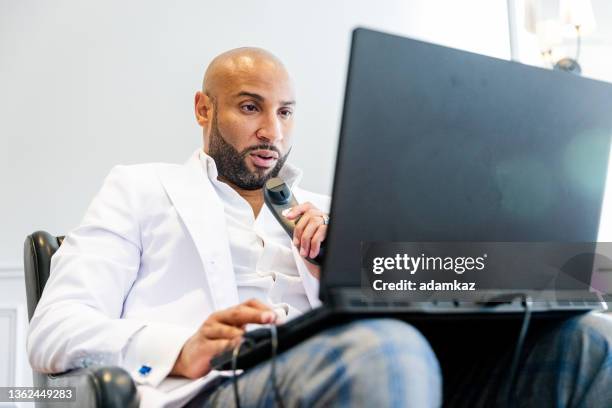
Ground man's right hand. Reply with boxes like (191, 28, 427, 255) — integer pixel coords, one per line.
(170, 298, 277, 379)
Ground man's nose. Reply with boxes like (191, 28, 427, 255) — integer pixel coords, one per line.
(255, 112, 283, 143)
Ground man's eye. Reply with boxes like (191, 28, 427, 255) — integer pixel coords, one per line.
(241, 104, 258, 113)
(279, 109, 293, 118)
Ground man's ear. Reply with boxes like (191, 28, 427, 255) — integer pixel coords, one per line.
(194, 91, 212, 127)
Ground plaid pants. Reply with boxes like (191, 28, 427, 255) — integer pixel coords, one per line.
(185, 313, 612, 407)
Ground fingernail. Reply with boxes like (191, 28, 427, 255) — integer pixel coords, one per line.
(300, 247, 306, 256)
(262, 311, 276, 323)
(282, 208, 292, 217)
(293, 237, 299, 246)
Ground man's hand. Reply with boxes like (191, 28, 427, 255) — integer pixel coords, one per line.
(170, 299, 276, 379)
(283, 202, 328, 278)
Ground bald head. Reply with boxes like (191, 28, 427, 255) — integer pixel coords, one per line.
(194, 47, 296, 190)
(203, 47, 290, 98)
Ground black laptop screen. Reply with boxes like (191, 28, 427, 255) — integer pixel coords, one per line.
(321, 28, 612, 297)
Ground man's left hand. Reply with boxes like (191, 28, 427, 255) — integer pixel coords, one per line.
(283, 202, 328, 278)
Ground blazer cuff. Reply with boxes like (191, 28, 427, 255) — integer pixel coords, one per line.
(122, 323, 195, 387)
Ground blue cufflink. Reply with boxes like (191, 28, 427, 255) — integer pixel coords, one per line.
(139, 365, 152, 376)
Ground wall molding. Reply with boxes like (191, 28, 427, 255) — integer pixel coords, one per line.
(0, 306, 19, 387)
(0, 265, 23, 279)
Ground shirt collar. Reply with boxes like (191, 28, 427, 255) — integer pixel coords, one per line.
(198, 150, 303, 189)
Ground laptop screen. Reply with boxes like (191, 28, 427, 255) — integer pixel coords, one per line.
(321, 28, 612, 301)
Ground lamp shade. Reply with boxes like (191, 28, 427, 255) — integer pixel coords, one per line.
(560, 0, 596, 35)
(535, 19, 563, 50)
(524, 0, 539, 34)
(525, 0, 561, 34)
(525, 0, 596, 36)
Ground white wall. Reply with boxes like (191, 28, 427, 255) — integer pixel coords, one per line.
(0, 0, 511, 388)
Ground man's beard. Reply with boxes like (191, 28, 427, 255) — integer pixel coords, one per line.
(208, 112, 290, 190)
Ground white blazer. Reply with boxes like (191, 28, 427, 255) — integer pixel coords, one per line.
(27, 150, 330, 407)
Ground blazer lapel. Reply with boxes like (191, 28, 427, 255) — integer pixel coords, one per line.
(157, 150, 239, 310)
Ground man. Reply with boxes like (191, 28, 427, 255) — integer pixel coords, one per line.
(27, 48, 612, 407)
(26, 48, 440, 407)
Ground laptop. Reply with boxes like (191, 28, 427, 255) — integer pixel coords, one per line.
(211, 27, 612, 370)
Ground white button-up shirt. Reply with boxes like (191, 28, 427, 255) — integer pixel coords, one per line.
(200, 152, 311, 322)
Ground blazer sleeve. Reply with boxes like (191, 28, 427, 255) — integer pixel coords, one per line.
(26, 165, 193, 387)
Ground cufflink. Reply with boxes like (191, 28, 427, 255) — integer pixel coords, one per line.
(138, 365, 152, 376)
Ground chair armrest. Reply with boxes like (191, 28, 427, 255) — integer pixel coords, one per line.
(45, 366, 139, 408)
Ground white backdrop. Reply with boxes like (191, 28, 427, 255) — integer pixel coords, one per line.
(0, 0, 510, 265)
(0, 0, 511, 389)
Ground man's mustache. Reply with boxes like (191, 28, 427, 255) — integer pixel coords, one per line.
(240, 144, 282, 158)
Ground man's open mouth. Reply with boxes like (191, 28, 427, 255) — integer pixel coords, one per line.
(249, 150, 279, 168)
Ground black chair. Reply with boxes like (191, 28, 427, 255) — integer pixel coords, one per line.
(23, 231, 139, 408)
